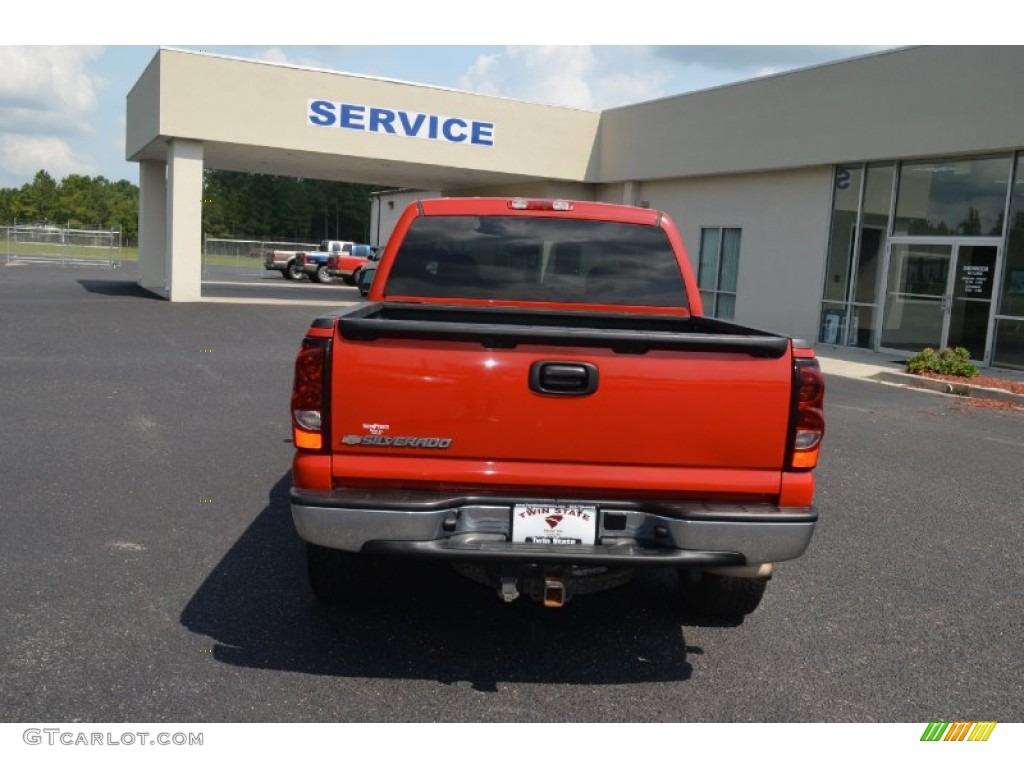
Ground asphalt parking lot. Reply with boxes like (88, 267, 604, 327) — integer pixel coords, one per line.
(1, 261, 1022, 723)
(199, 262, 364, 305)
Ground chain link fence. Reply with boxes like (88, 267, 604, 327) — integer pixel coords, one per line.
(202, 236, 319, 277)
(2, 223, 122, 268)
(2, 227, 323, 278)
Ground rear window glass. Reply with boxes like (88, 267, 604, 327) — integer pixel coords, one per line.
(384, 215, 687, 307)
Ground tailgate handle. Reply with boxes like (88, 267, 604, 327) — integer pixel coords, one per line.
(530, 362, 599, 396)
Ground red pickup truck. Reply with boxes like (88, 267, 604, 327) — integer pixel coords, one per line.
(288, 198, 824, 617)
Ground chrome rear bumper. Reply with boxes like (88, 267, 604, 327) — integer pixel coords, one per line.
(291, 489, 816, 567)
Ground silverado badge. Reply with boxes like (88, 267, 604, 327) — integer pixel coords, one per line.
(341, 435, 453, 448)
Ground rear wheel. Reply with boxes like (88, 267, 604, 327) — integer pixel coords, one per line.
(677, 569, 768, 620)
(341, 273, 356, 286)
(314, 265, 332, 284)
(285, 261, 304, 280)
(306, 543, 376, 606)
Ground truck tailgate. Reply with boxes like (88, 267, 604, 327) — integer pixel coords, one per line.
(328, 312, 794, 492)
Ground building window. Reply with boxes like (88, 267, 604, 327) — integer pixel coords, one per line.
(994, 151, 1024, 369)
(893, 154, 1011, 237)
(820, 162, 894, 347)
(698, 227, 740, 319)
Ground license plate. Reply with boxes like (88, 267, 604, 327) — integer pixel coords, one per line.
(511, 503, 598, 545)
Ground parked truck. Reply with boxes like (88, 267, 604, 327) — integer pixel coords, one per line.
(264, 247, 310, 280)
(288, 198, 825, 617)
(294, 241, 376, 284)
(325, 243, 377, 285)
(295, 240, 355, 283)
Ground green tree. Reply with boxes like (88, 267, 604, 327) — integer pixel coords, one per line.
(0, 187, 20, 223)
(2, 167, 381, 245)
(20, 170, 60, 222)
(60, 174, 104, 228)
(107, 180, 139, 241)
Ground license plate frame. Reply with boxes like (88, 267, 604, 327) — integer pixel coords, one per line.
(511, 503, 598, 545)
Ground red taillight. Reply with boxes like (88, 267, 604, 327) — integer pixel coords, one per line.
(291, 337, 329, 451)
(788, 357, 825, 470)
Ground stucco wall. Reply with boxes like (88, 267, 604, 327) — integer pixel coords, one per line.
(125, 54, 161, 160)
(601, 167, 834, 341)
(598, 47, 1024, 183)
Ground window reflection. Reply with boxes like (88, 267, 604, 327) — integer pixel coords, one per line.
(853, 164, 893, 305)
(894, 155, 1010, 237)
(820, 164, 892, 347)
(999, 158, 1024, 318)
(821, 166, 862, 303)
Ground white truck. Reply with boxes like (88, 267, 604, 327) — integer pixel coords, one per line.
(264, 247, 315, 280)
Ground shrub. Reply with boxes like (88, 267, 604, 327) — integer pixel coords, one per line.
(906, 346, 979, 378)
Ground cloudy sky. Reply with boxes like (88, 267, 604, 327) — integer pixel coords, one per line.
(0, 43, 911, 190)
(11, 0, 969, 192)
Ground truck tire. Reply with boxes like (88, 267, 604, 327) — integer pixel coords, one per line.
(306, 543, 376, 606)
(341, 273, 356, 286)
(314, 265, 332, 284)
(285, 261, 304, 280)
(677, 569, 768, 620)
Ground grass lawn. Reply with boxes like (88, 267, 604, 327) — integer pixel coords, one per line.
(2, 243, 274, 268)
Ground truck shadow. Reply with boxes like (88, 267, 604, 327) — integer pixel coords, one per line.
(180, 473, 703, 688)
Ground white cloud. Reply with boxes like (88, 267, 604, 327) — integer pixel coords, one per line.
(0, 106, 95, 135)
(252, 47, 329, 70)
(593, 69, 673, 109)
(0, 46, 103, 118)
(455, 46, 905, 109)
(459, 52, 502, 94)
(654, 46, 897, 71)
(459, 46, 595, 109)
(458, 46, 675, 110)
(255, 47, 292, 65)
(0, 47, 105, 187)
(0, 134, 95, 183)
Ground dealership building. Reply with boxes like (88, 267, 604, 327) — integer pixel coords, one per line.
(127, 46, 1024, 369)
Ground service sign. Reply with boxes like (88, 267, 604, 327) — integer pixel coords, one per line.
(308, 99, 495, 147)
(512, 504, 597, 546)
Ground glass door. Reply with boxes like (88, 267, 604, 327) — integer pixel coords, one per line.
(947, 244, 997, 360)
(880, 241, 1001, 361)
(880, 243, 952, 352)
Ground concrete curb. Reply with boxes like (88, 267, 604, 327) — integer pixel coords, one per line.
(873, 370, 1024, 406)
